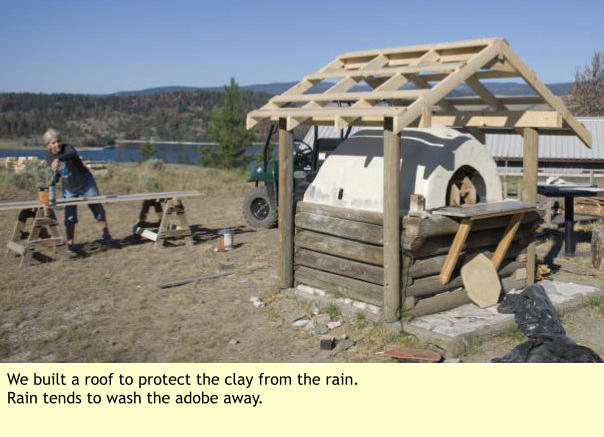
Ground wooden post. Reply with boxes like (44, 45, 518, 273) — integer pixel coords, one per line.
(383, 117, 400, 322)
(278, 118, 294, 288)
(522, 127, 538, 284)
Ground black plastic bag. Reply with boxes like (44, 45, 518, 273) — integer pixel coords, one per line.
(492, 284, 602, 363)
(497, 284, 566, 339)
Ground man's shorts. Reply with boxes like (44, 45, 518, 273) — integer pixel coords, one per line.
(62, 173, 106, 226)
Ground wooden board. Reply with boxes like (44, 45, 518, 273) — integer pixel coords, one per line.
(431, 201, 536, 219)
(403, 210, 540, 239)
(0, 191, 202, 211)
(461, 253, 502, 308)
(247, 38, 591, 148)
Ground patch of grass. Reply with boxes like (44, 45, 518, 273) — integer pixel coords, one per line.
(359, 323, 422, 350)
(585, 296, 604, 316)
(464, 335, 482, 355)
(497, 326, 525, 342)
(354, 311, 368, 328)
(259, 280, 280, 304)
(324, 303, 341, 321)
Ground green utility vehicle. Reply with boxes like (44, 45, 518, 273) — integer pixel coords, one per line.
(243, 125, 351, 228)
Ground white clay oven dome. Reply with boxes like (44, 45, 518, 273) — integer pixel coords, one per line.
(303, 125, 503, 212)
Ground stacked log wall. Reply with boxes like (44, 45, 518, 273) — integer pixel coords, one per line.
(294, 201, 540, 317)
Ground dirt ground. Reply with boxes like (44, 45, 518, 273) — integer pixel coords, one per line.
(1, 164, 603, 363)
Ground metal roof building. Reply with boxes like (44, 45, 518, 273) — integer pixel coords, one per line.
(303, 117, 604, 177)
(487, 117, 603, 163)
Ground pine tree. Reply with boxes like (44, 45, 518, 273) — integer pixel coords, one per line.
(201, 77, 255, 168)
(140, 141, 156, 161)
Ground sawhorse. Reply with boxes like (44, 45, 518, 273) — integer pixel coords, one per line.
(4, 206, 64, 267)
(134, 197, 193, 249)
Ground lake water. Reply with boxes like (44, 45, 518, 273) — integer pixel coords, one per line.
(0, 143, 265, 165)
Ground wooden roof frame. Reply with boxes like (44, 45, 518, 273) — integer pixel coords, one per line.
(247, 38, 592, 148)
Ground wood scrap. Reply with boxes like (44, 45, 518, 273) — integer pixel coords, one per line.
(460, 253, 501, 308)
(158, 270, 233, 289)
(384, 347, 442, 363)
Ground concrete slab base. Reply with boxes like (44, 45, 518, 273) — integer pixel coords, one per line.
(404, 280, 604, 358)
(285, 280, 602, 359)
(284, 284, 382, 322)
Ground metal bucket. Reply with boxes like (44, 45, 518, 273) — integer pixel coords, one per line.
(218, 228, 235, 251)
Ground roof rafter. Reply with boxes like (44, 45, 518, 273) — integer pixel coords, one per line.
(246, 38, 591, 148)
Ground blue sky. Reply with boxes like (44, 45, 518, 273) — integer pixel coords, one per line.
(1, 0, 602, 94)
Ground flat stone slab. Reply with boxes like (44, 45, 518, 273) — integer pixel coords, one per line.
(404, 280, 603, 358)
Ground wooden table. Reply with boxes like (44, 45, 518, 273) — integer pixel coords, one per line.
(2, 191, 202, 266)
(537, 184, 604, 256)
(432, 201, 537, 284)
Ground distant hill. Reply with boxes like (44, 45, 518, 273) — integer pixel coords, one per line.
(112, 81, 573, 97)
(0, 79, 574, 146)
(0, 90, 273, 145)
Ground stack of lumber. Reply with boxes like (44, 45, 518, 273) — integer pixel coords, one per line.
(294, 201, 540, 317)
(575, 197, 604, 217)
(3, 156, 42, 173)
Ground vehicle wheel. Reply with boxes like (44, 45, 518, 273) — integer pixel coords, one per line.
(243, 186, 277, 229)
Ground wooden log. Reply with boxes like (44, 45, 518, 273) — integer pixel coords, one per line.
(523, 127, 538, 285)
(295, 228, 527, 277)
(295, 248, 413, 286)
(295, 248, 384, 284)
(295, 266, 382, 306)
(402, 210, 541, 240)
(298, 202, 541, 245)
(407, 261, 523, 297)
(279, 118, 294, 288)
(592, 227, 604, 270)
(383, 117, 401, 322)
(501, 275, 528, 292)
(297, 201, 384, 225)
(295, 211, 383, 244)
(406, 223, 535, 257)
(295, 230, 383, 265)
(405, 273, 528, 317)
(408, 244, 526, 279)
(406, 289, 470, 317)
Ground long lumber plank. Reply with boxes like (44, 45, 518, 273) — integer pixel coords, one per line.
(0, 191, 202, 211)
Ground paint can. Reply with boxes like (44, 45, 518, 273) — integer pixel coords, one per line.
(38, 187, 49, 204)
(217, 228, 235, 251)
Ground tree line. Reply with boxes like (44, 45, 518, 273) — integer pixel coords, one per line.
(0, 88, 273, 146)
